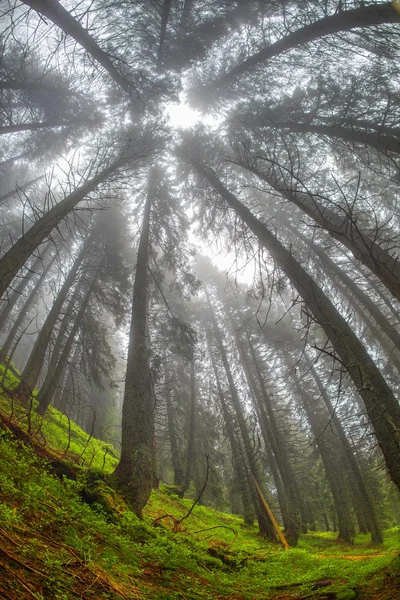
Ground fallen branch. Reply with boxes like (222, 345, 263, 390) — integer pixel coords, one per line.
(192, 525, 238, 539)
(174, 454, 209, 531)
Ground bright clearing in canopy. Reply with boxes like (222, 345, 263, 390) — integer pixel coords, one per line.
(1, 3, 400, 592)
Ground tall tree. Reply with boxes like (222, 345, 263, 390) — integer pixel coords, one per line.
(182, 155, 400, 492)
(112, 170, 155, 517)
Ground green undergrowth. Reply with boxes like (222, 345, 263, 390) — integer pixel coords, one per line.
(0, 361, 118, 471)
(0, 432, 399, 600)
(0, 361, 399, 599)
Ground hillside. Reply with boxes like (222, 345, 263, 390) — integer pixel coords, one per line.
(0, 371, 399, 600)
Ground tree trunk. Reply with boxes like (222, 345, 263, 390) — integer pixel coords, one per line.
(234, 330, 291, 532)
(53, 344, 81, 414)
(179, 357, 196, 497)
(34, 276, 86, 407)
(207, 333, 255, 526)
(14, 237, 91, 403)
(264, 119, 400, 156)
(246, 334, 302, 546)
(112, 171, 155, 517)
(196, 164, 400, 492)
(157, 0, 173, 67)
(306, 358, 383, 544)
(0, 175, 45, 205)
(36, 272, 98, 414)
(361, 268, 400, 325)
(293, 373, 356, 543)
(205, 288, 276, 541)
(165, 356, 184, 489)
(239, 161, 400, 303)
(20, 0, 135, 96)
(0, 161, 119, 299)
(0, 251, 57, 364)
(0, 121, 72, 135)
(290, 227, 400, 359)
(209, 3, 399, 88)
(0, 251, 46, 332)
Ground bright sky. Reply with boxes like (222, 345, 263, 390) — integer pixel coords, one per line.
(165, 101, 223, 130)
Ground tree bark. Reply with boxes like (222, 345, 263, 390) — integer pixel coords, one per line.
(14, 236, 91, 403)
(0, 161, 118, 299)
(207, 333, 255, 526)
(263, 119, 400, 156)
(112, 171, 155, 517)
(179, 357, 196, 497)
(0, 121, 72, 135)
(0, 251, 46, 332)
(293, 373, 356, 543)
(165, 355, 185, 489)
(305, 357, 383, 544)
(53, 344, 81, 414)
(208, 3, 399, 89)
(0, 175, 45, 205)
(290, 227, 400, 358)
(157, 0, 173, 67)
(34, 275, 86, 408)
(20, 0, 135, 96)
(36, 271, 98, 414)
(234, 330, 291, 532)
(195, 164, 400, 492)
(205, 288, 276, 541)
(238, 161, 400, 303)
(0, 251, 57, 364)
(246, 334, 302, 546)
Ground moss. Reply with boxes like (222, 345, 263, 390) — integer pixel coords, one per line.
(335, 587, 358, 600)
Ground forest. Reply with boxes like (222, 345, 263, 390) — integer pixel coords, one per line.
(1, 1, 400, 598)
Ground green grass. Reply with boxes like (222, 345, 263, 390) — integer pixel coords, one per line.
(0, 361, 118, 471)
(0, 361, 399, 599)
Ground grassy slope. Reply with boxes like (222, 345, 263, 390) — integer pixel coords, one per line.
(0, 363, 399, 599)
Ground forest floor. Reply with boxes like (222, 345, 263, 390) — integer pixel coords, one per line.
(0, 364, 399, 600)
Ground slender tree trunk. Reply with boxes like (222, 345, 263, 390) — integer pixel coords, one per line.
(207, 333, 255, 525)
(0, 161, 118, 298)
(0, 175, 45, 205)
(180, 0, 195, 27)
(336, 278, 400, 375)
(361, 269, 400, 325)
(209, 3, 399, 88)
(265, 119, 400, 156)
(305, 358, 383, 544)
(195, 165, 400, 491)
(256, 110, 400, 142)
(246, 335, 302, 546)
(293, 374, 356, 543)
(34, 276, 86, 406)
(112, 172, 155, 517)
(315, 115, 400, 139)
(14, 237, 91, 403)
(20, 0, 135, 96)
(0, 121, 72, 135)
(205, 289, 276, 541)
(36, 272, 98, 414)
(238, 161, 400, 302)
(165, 356, 184, 489)
(290, 226, 400, 357)
(234, 331, 290, 531)
(1, 314, 36, 385)
(0, 252, 45, 332)
(0, 150, 31, 169)
(53, 344, 81, 413)
(0, 251, 57, 364)
(157, 0, 173, 67)
(179, 357, 196, 497)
